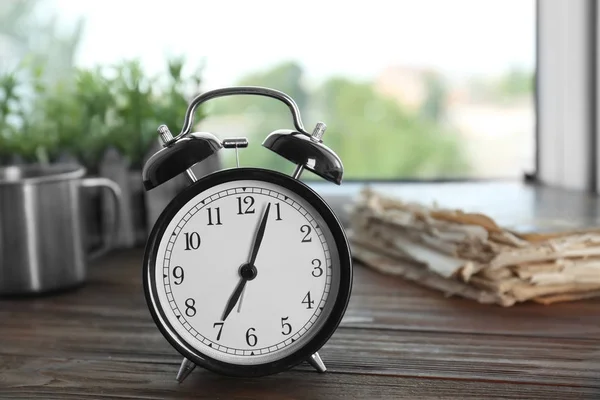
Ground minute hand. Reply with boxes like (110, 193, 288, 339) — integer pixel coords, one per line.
(248, 203, 271, 265)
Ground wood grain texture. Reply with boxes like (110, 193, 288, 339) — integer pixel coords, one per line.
(1, 249, 599, 399)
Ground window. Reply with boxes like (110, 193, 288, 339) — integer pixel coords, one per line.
(1, 0, 536, 181)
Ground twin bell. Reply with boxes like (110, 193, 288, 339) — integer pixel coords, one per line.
(142, 86, 344, 191)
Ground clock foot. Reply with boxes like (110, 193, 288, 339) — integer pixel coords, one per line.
(176, 357, 196, 383)
(307, 352, 327, 373)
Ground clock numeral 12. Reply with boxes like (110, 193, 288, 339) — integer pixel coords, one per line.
(184, 232, 201, 250)
(237, 196, 255, 214)
(207, 207, 222, 225)
(302, 291, 314, 309)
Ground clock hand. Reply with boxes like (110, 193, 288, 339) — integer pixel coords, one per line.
(236, 287, 246, 313)
(221, 276, 247, 321)
(221, 262, 258, 321)
(236, 203, 271, 314)
(222, 203, 271, 320)
(248, 202, 271, 266)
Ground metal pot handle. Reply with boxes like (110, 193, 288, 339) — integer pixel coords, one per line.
(81, 178, 122, 260)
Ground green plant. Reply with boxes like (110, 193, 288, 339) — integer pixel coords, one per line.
(35, 66, 115, 170)
(1, 0, 87, 166)
(106, 57, 205, 169)
(0, 62, 59, 164)
(0, 70, 19, 161)
(0, 56, 206, 170)
(64, 67, 113, 169)
(154, 56, 206, 137)
(106, 59, 156, 169)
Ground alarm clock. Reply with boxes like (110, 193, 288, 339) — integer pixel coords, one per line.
(141, 86, 353, 382)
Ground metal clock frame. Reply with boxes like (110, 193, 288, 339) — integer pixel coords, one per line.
(143, 167, 353, 378)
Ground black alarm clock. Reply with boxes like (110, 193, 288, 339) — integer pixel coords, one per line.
(141, 86, 353, 381)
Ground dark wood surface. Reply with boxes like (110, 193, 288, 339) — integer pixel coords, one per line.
(1, 247, 599, 399)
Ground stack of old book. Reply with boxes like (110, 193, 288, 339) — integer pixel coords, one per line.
(350, 188, 600, 306)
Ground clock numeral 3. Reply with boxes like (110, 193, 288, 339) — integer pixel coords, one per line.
(213, 322, 224, 341)
(300, 225, 312, 242)
(246, 327, 257, 347)
(236, 196, 255, 214)
(185, 298, 196, 317)
(184, 232, 201, 250)
(311, 259, 323, 277)
(302, 291, 314, 309)
(207, 207, 222, 225)
(172, 266, 184, 284)
(281, 316, 292, 335)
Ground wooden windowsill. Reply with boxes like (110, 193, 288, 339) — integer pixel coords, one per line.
(310, 179, 600, 233)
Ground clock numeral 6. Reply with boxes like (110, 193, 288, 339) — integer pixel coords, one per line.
(184, 232, 201, 250)
(213, 322, 224, 341)
(300, 225, 312, 242)
(185, 298, 196, 317)
(236, 196, 255, 214)
(246, 327, 258, 347)
(172, 266, 184, 285)
(311, 259, 323, 277)
(302, 291, 314, 309)
(281, 317, 292, 335)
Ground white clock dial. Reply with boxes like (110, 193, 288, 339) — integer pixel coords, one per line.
(153, 179, 341, 365)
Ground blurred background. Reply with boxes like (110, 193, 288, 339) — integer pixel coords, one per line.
(0, 0, 535, 177)
(0, 0, 535, 247)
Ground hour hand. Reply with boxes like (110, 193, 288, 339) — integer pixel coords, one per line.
(221, 277, 247, 321)
(221, 262, 257, 321)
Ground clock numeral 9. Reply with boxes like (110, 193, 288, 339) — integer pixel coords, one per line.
(302, 291, 314, 309)
(213, 322, 224, 341)
(185, 298, 196, 317)
(184, 232, 201, 250)
(207, 207, 222, 226)
(281, 317, 292, 335)
(246, 327, 257, 347)
(300, 225, 312, 242)
(172, 266, 184, 285)
(311, 259, 323, 277)
(237, 196, 255, 214)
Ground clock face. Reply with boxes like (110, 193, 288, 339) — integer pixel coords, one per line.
(145, 169, 350, 371)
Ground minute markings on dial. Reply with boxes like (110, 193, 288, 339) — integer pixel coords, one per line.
(162, 186, 332, 355)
